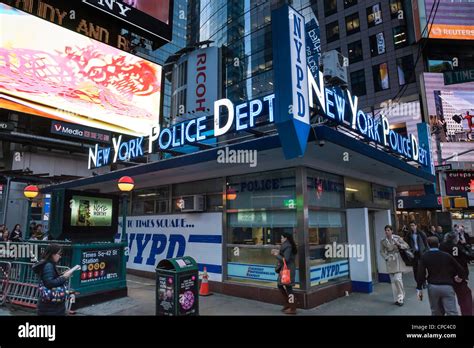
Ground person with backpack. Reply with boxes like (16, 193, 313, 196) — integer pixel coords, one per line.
(271, 231, 297, 315)
(32, 244, 79, 316)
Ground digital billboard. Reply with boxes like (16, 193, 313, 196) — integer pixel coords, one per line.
(414, 0, 474, 41)
(70, 195, 114, 227)
(0, 3, 162, 136)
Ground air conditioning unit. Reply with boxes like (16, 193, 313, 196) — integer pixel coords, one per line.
(321, 50, 348, 87)
(178, 195, 205, 212)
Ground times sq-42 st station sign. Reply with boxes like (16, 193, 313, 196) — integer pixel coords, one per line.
(89, 5, 433, 173)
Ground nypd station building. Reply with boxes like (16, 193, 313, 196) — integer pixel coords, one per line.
(47, 5, 435, 308)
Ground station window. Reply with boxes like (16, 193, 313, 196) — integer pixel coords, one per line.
(367, 3, 383, 28)
(326, 21, 340, 43)
(345, 13, 360, 36)
(369, 32, 386, 57)
(307, 169, 348, 287)
(396, 55, 415, 86)
(348, 40, 363, 64)
(372, 62, 390, 92)
(226, 169, 299, 287)
(344, 0, 358, 9)
(131, 186, 170, 215)
(350, 69, 367, 96)
(324, 0, 337, 17)
(172, 178, 224, 213)
(393, 26, 408, 49)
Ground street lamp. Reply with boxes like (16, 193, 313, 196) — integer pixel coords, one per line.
(118, 176, 134, 242)
(23, 185, 39, 240)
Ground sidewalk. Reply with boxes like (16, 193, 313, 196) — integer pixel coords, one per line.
(2, 266, 472, 316)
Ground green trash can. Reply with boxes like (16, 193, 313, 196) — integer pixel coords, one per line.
(156, 256, 199, 316)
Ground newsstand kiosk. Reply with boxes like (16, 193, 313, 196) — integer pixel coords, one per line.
(42, 189, 127, 306)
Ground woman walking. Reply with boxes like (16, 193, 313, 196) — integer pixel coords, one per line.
(9, 224, 23, 242)
(271, 232, 297, 314)
(32, 244, 78, 316)
(380, 225, 410, 306)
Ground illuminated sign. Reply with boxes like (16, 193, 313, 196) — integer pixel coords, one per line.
(0, 3, 162, 136)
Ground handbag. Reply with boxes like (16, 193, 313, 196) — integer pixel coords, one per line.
(39, 282, 68, 303)
(399, 248, 415, 267)
(280, 258, 291, 285)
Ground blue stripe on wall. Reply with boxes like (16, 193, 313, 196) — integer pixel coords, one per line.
(198, 263, 222, 274)
(188, 235, 222, 244)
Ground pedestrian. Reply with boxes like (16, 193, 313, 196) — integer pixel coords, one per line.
(404, 221, 429, 284)
(458, 225, 470, 245)
(380, 225, 410, 306)
(0, 225, 7, 242)
(30, 224, 47, 241)
(428, 225, 437, 238)
(417, 237, 467, 316)
(271, 231, 297, 315)
(441, 232, 473, 315)
(436, 226, 445, 243)
(9, 224, 24, 242)
(32, 244, 78, 316)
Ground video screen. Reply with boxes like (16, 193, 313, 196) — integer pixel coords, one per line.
(70, 195, 113, 227)
(0, 3, 162, 136)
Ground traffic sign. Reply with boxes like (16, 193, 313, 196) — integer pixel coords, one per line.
(444, 69, 474, 86)
(435, 164, 452, 171)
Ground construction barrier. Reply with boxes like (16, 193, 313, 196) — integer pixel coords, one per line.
(0, 262, 11, 305)
(5, 261, 70, 310)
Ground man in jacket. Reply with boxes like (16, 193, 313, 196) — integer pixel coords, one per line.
(440, 232, 473, 315)
(405, 221, 429, 284)
(417, 237, 467, 316)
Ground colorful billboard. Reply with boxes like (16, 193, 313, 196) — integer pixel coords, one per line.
(70, 195, 113, 227)
(0, 3, 162, 136)
(414, 0, 474, 41)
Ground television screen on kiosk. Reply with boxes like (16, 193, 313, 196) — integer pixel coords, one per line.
(0, 3, 163, 136)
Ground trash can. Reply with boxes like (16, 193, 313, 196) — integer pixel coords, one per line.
(156, 256, 199, 316)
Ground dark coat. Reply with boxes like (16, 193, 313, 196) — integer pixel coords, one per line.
(32, 261, 67, 316)
(440, 240, 471, 279)
(275, 240, 296, 286)
(404, 230, 429, 256)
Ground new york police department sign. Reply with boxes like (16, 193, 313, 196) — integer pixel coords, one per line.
(88, 4, 433, 173)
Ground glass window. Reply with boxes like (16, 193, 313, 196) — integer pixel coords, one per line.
(345, 177, 372, 205)
(367, 3, 383, 28)
(324, 0, 337, 17)
(393, 26, 408, 49)
(345, 13, 360, 36)
(372, 184, 394, 208)
(369, 32, 386, 57)
(172, 178, 223, 213)
(226, 169, 299, 287)
(348, 40, 363, 64)
(326, 21, 339, 43)
(372, 62, 390, 92)
(396, 55, 415, 86)
(344, 0, 358, 9)
(132, 186, 170, 215)
(390, 0, 404, 19)
(350, 69, 367, 96)
(307, 169, 345, 208)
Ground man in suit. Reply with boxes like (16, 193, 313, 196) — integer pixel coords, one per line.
(417, 237, 467, 315)
(405, 221, 429, 284)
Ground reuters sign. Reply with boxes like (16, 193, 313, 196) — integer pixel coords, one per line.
(428, 24, 474, 40)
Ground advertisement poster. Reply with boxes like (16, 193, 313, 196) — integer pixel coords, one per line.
(445, 171, 474, 195)
(122, 0, 171, 24)
(178, 274, 198, 315)
(0, 3, 162, 136)
(70, 195, 113, 227)
(117, 213, 223, 281)
(80, 248, 120, 284)
(157, 275, 174, 316)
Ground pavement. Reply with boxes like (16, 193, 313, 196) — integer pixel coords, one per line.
(1, 266, 472, 316)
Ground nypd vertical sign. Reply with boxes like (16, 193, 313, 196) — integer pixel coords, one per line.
(272, 5, 311, 159)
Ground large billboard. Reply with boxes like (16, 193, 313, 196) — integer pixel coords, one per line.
(413, 0, 474, 41)
(420, 72, 474, 162)
(0, 0, 173, 50)
(0, 3, 162, 136)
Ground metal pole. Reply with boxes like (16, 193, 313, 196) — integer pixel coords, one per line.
(121, 194, 128, 242)
(435, 131, 446, 212)
(1, 176, 11, 226)
(25, 199, 31, 240)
